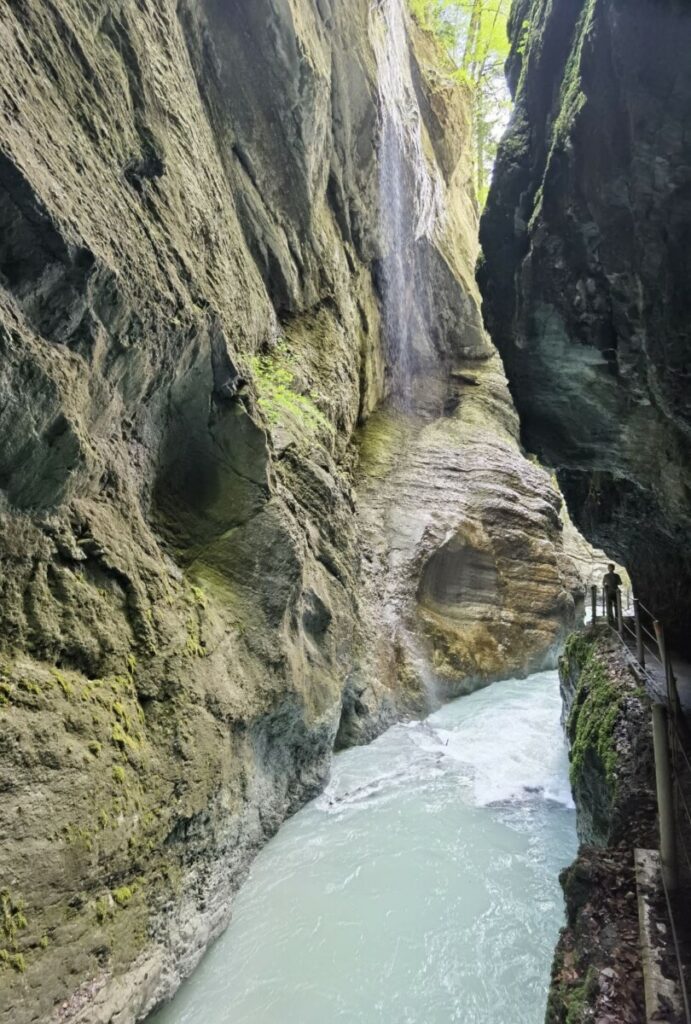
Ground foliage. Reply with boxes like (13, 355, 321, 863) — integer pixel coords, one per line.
(112, 886, 134, 908)
(95, 897, 113, 925)
(408, 0, 512, 202)
(1, 890, 27, 944)
(0, 949, 25, 973)
(546, 956, 599, 1024)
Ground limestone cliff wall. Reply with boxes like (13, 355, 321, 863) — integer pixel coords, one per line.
(0, 2, 580, 1021)
(479, 0, 691, 654)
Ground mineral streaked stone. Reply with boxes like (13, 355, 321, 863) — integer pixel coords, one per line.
(356, 355, 581, 702)
(479, 0, 691, 654)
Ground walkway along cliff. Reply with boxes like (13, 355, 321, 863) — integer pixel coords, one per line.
(479, 1, 691, 1020)
(0, 2, 584, 1022)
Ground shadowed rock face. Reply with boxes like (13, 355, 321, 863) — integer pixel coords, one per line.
(479, 0, 691, 653)
(0, 1, 581, 1020)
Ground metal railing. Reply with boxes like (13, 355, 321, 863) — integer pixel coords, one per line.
(656, 702, 691, 1024)
(589, 586, 684, 709)
(588, 585, 691, 1019)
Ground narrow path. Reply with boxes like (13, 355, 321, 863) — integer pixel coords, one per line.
(615, 618, 691, 1022)
(586, 607, 691, 1020)
(619, 628, 691, 714)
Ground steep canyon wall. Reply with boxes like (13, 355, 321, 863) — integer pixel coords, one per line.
(0, 2, 579, 1020)
(480, 0, 691, 653)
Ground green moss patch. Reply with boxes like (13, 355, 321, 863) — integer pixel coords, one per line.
(112, 886, 134, 908)
(250, 340, 333, 440)
(1, 890, 28, 973)
(564, 632, 623, 788)
(355, 408, 416, 482)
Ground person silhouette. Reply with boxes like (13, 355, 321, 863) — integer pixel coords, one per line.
(603, 563, 623, 625)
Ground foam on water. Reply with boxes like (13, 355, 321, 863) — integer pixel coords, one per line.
(149, 670, 577, 1024)
(423, 674, 575, 809)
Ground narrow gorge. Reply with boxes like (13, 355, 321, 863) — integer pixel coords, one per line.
(0, 1, 689, 1023)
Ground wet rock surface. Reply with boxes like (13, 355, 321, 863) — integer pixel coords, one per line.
(356, 356, 581, 705)
(479, 0, 691, 655)
(0, 2, 586, 1021)
(560, 628, 656, 848)
(546, 848, 646, 1024)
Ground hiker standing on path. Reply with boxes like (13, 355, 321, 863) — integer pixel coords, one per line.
(603, 563, 623, 625)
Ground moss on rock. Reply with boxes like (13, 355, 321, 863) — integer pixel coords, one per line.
(564, 632, 622, 790)
(546, 628, 656, 1022)
(559, 626, 655, 848)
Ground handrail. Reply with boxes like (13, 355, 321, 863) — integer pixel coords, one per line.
(674, 733, 691, 778)
(641, 624, 660, 646)
(637, 599, 658, 620)
(667, 719, 691, 1023)
(601, 619, 658, 683)
(641, 641, 664, 667)
(661, 866, 691, 1024)
(589, 583, 691, 1020)
(674, 783, 691, 833)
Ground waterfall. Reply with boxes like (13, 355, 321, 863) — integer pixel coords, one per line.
(370, 0, 445, 405)
(371, 0, 444, 240)
(368, 0, 448, 709)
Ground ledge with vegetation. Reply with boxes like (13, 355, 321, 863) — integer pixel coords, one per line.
(546, 627, 657, 1023)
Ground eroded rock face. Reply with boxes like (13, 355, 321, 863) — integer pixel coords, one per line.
(356, 356, 580, 703)
(559, 629, 655, 848)
(479, 0, 691, 654)
(0, 1, 580, 1020)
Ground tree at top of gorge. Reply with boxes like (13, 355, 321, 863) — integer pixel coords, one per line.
(408, 0, 512, 203)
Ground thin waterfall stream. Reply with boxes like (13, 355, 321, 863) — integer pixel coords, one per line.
(150, 671, 577, 1023)
(370, 0, 444, 404)
(149, 6, 579, 1023)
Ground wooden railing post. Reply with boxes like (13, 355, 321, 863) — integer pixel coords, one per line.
(633, 598, 645, 667)
(591, 585, 597, 624)
(652, 704, 678, 892)
(616, 589, 624, 634)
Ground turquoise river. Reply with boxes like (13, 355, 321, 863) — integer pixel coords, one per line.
(150, 670, 578, 1024)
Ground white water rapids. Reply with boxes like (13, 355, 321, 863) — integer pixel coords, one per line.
(150, 671, 577, 1024)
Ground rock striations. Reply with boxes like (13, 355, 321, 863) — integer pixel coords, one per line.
(0, 2, 581, 1020)
(479, 0, 691, 654)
